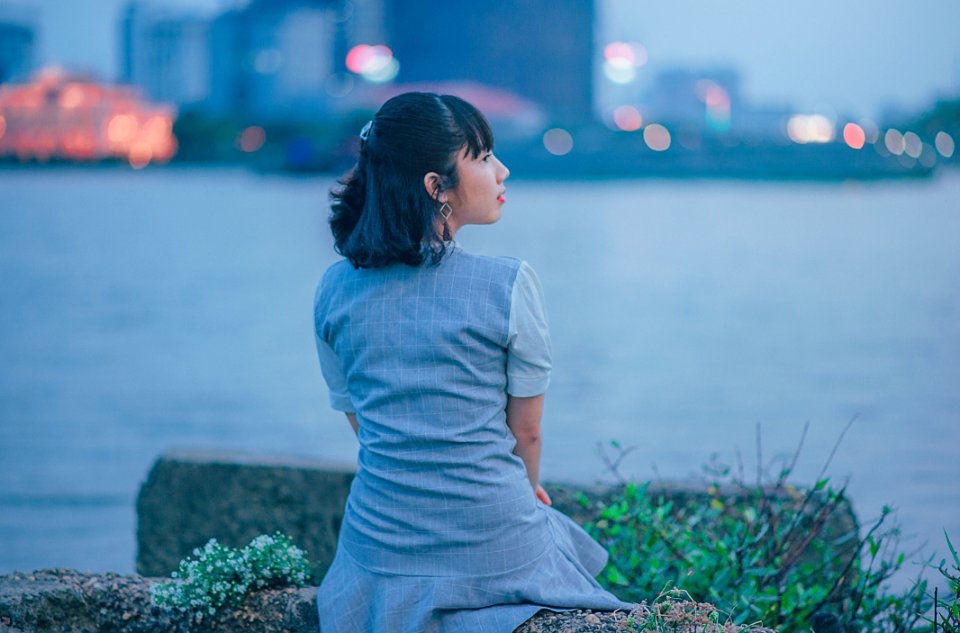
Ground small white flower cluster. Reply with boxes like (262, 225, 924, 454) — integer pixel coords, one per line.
(149, 532, 312, 620)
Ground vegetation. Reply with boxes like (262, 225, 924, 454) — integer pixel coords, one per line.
(150, 532, 312, 621)
(582, 422, 957, 632)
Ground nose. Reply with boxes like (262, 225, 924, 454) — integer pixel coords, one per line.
(496, 156, 509, 182)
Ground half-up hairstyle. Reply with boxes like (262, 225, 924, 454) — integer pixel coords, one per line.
(329, 92, 494, 268)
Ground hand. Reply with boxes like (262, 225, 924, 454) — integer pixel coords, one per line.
(535, 484, 552, 506)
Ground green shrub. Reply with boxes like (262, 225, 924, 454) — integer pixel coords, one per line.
(920, 532, 960, 632)
(583, 430, 942, 632)
(150, 532, 312, 620)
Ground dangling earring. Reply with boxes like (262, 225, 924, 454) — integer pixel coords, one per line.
(439, 202, 453, 241)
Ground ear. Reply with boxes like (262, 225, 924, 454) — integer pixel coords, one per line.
(423, 172, 446, 202)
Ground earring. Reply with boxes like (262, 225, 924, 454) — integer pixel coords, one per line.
(438, 202, 453, 241)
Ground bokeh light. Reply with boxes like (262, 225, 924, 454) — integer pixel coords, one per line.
(842, 123, 866, 149)
(643, 124, 671, 151)
(859, 118, 880, 144)
(884, 129, 905, 155)
(902, 132, 922, 158)
(107, 114, 138, 143)
(239, 125, 266, 153)
(0, 115, 5, 140)
(919, 144, 937, 168)
(602, 41, 646, 84)
(613, 105, 643, 131)
(345, 44, 399, 83)
(543, 128, 573, 155)
(58, 84, 88, 109)
(786, 115, 835, 144)
(697, 80, 731, 133)
(602, 63, 635, 84)
(128, 141, 152, 169)
(934, 131, 954, 158)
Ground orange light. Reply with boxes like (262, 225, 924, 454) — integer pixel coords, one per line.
(613, 105, 643, 132)
(143, 115, 172, 140)
(59, 84, 87, 109)
(0, 115, 6, 139)
(239, 125, 266, 152)
(108, 114, 138, 143)
(128, 141, 152, 169)
(843, 123, 865, 149)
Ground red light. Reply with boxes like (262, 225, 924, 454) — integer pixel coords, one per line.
(843, 123, 865, 150)
(239, 126, 266, 153)
(613, 106, 642, 132)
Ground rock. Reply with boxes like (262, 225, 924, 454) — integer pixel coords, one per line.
(136, 450, 355, 584)
(136, 451, 859, 584)
(0, 571, 777, 632)
(0, 569, 317, 633)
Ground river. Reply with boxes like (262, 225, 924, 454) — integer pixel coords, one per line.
(1, 166, 957, 588)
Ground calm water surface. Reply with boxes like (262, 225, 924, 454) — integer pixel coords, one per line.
(1, 167, 957, 585)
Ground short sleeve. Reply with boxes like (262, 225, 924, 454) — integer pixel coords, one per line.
(315, 334, 354, 412)
(506, 261, 552, 397)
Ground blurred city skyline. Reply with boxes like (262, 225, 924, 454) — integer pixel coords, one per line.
(3, 0, 959, 119)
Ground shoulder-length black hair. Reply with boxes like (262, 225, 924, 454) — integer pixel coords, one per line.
(329, 92, 494, 269)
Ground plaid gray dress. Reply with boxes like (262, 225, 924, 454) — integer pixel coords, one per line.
(313, 246, 630, 632)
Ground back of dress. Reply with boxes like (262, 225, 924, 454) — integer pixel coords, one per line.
(315, 246, 547, 577)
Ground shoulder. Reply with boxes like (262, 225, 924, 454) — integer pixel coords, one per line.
(314, 259, 355, 309)
(321, 258, 355, 285)
(449, 246, 522, 281)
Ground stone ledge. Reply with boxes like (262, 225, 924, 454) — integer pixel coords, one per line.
(136, 450, 858, 584)
(0, 569, 776, 633)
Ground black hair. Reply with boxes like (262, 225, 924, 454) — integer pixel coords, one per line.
(329, 92, 494, 268)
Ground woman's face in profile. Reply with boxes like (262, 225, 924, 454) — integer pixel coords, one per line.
(444, 148, 510, 233)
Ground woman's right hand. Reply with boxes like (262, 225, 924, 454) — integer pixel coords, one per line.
(535, 484, 552, 506)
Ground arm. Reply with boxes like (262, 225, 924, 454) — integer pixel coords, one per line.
(506, 394, 552, 505)
(345, 412, 359, 435)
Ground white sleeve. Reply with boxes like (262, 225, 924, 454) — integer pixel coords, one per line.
(315, 334, 354, 412)
(506, 261, 552, 397)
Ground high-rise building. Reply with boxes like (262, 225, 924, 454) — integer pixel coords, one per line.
(383, 1, 595, 124)
(0, 6, 36, 84)
(202, 0, 388, 119)
(208, 0, 340, 120)
(120, 2, 214, 107)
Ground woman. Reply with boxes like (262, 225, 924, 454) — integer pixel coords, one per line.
(313, 92, 630, 632)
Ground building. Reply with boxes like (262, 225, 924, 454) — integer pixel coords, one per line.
(208, 0, 338, 120)
(384, 1, 595, 124)
(0, 6, 36, 84)
(120, 0, 379, 120)
(120, 2, 215, 108)
(0, 67, 177, 166)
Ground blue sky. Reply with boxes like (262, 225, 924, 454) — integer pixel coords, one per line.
(6, 0, 960, 118)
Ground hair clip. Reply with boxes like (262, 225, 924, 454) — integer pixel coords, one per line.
(359, 120, 372, 142)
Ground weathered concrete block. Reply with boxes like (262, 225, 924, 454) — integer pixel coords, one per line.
(137, 451, 858, 587)
(136, 450, 355, 583)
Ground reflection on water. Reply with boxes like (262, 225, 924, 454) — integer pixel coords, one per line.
(0, 167, 958, 584)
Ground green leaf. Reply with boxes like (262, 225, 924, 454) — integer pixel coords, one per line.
(945, 529, 960, 567)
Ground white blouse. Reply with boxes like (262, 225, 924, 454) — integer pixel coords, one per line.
(315, 260, 552, 412)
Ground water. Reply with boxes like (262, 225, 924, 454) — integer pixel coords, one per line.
(1, 167, 958, 588)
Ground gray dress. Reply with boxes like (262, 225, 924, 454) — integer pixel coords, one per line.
(313, 245, 630, 632)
